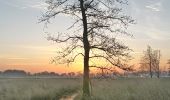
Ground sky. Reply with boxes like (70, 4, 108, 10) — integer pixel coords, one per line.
(0, 0, 170, 73)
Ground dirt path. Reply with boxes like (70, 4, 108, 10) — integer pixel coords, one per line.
(59, 93, 79, 100)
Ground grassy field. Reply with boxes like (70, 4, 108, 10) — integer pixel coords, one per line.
(0, 78, 81, 100)
(89, 78, 170, 100)
(0, 78, 170, 100)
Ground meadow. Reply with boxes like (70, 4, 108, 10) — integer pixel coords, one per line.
(0, 78, 170, 100)
(0, 78, 80, 100)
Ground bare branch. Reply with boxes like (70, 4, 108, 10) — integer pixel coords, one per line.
(47, 34, 83, 43)
(40, 0, 134, 73)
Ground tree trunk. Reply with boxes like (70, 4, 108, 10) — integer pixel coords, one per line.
(157, 63, 160, 78)
(157, 50, 160, 78)
(157, 70, 159, 78)
(80, 0, 90, 98)
(148, 47, 152, 78)
(149, 63, 152, 78)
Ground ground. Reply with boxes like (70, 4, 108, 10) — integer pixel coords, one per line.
(0, 78, 170, 100)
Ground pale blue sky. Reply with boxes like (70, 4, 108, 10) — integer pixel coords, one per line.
(0, 0, 170, 72)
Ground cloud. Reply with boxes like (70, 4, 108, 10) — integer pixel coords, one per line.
(1, 0, 23, 9)
(145, 1, 162, 12)
(25, 2, 48, 10)
(1, 0, 48, 10)
(145, 5, 160, 12)
(7, 57, 29, 60)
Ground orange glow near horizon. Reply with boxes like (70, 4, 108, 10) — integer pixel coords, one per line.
(1, 0, 170, 73)
(0, 53, 84, 73)
(0, 52, 169, 74)
(0, 64, 83, 74)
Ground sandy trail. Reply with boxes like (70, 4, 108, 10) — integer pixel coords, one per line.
(59, 93, 78, 100)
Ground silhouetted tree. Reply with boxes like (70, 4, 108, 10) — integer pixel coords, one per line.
(3, 69, 27, 76)
(34, 71, 59, 76)
(152, 50, 160, 78)
(94, 66, 114, 78)
(167, 59, 170, 76)
(76, 71, 83, 77)
(92, 59, 134, 78)
(0, 71, 2, 75)
(68, 72, 76, 78)
(40, 0, 134, 97)
(60, 73, 67, 77)
(140, 46, 160, 78)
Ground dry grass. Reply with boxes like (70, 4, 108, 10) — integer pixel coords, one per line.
(89, 78, 170, 100)
(0, 78, 80, 100)
(0, 78, 170, 100)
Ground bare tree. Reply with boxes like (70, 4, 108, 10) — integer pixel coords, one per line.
(167, 59, 170, 76)
(139, 58, 149, 73)
(152, 50, 161, 78)
(40, 0, 134, 97)
(140, 46, 160, 78)
(140, 46, 152, 78)
(95, 66, 114, 78)
(91, 59, 134, 78)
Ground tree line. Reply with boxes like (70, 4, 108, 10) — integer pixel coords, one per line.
(0, 70, 78, 78)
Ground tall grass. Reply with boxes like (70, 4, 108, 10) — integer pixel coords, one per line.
(1, 78, 170, 100)
(0, 78, 81, 100)
(89, 78, 170, 100)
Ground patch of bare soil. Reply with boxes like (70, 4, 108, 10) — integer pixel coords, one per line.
(59, 93, 78, 100)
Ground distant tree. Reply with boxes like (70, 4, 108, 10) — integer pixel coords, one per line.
(94, 66, 114, 78)
(76, 71, 83, 77)
(0, 71, 1, 74)
(152, 50, 161, 78)
(68, 72, 76, 77)
(34, 71, 59, 76)
(140, 46, 160, 78)
(40, 0, 134, 97)
(167, 59, 170, 76)
(140, 46, 153, 78)
(3, 69, 27, 76)
(60, 73, 67, 77)
(93, 59, 134, 78)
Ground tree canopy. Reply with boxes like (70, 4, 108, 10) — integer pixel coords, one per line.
(40, 0, 134, 68)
